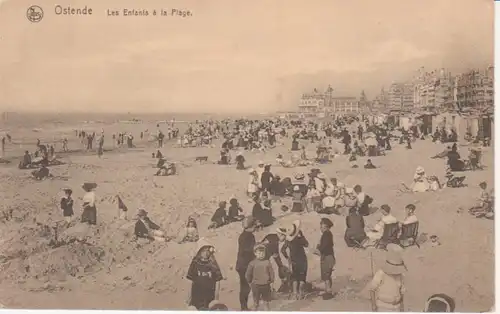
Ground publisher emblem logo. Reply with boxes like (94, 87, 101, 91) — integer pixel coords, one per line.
(27, 5, 44, 23)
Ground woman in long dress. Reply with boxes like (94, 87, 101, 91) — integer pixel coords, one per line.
(81, 183, 98, 225)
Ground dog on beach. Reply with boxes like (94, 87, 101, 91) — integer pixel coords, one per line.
(195, 156, 209, 163)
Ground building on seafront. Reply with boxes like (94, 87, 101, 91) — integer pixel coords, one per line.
(454, 66, 494, 111)
(371, 87, 389, 112)
(412, 67, 454, 111)
(298, 87, 360, 116)
(388, 82, 414, 111)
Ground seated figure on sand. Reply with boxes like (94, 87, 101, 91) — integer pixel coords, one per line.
(363, 159, 376, 169)
(252, 198, 275, 228)
(344, 207, 367, 248)
(178, 217, 200, 243)
(155, 158, 177, 176)
(349, 152, 358, 168)
(412, 166, 431, 192)
(235, 151, 246, 170)
(327, 186, 354, 216)
(354, 185, 373, 216)
(469, 181, 494, 219)
(399, 166, 432, 193)
(134, 209, 171, 242)
(444, 169, 465, 188)
(218, 149, 229, 165)
(31, 164, 50, 180)
(227, 197, 245, 222)
(399, 204, 419, 246)
(209, 201, 229, 229)
(19, 151, 32, 169)
(364, 204, 398, 247)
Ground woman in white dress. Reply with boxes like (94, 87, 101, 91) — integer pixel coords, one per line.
(81, 183, 97, 225)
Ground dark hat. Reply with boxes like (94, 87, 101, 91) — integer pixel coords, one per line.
(62, 187, 73, 194)
(320, 217, 334, 228)
(424, 293, 455, 312)
(137, 209, 148, 217)
(381, 204, 391, 213)
(81, 182, 97, 191)
(405, 204, 416, 211)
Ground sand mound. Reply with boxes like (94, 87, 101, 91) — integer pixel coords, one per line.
(21, 243, 105, 282)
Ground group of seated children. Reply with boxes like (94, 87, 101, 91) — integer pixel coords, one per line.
(134, 209, 200, 243)
(344, 204, 419, 248)
(208, 198, 247, 229)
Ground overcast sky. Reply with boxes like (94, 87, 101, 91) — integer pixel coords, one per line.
(0, 0, 494, 113)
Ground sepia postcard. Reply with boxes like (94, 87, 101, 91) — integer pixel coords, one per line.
(0, 0, 495, 312)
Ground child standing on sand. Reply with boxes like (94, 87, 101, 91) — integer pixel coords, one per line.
(60, 188, 74, 224)
(314, 218, 335, 300)
(186, 239, 223, 310)
(245, 244, 275, 311)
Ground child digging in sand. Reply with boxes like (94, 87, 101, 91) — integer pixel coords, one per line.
(245, 243, 275, 311)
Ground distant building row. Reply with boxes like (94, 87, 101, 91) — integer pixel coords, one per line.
(372, 66, 494, 112)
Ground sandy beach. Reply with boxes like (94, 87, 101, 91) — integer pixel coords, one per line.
(0, 117, 493, 312)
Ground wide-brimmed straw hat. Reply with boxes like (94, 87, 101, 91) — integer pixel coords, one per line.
(382, 250, 407, 275)
(248, 168, 256, 174)
(196, 238, 215, 255)
(294, 173, 305, 180)
(285, 220, 302, 241)
(61, 187, 73, 193)
(258, 160, 264, 165)
(416, 166, 425, 174)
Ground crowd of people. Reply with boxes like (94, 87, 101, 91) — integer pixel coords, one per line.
(6, 114, 493, 312)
